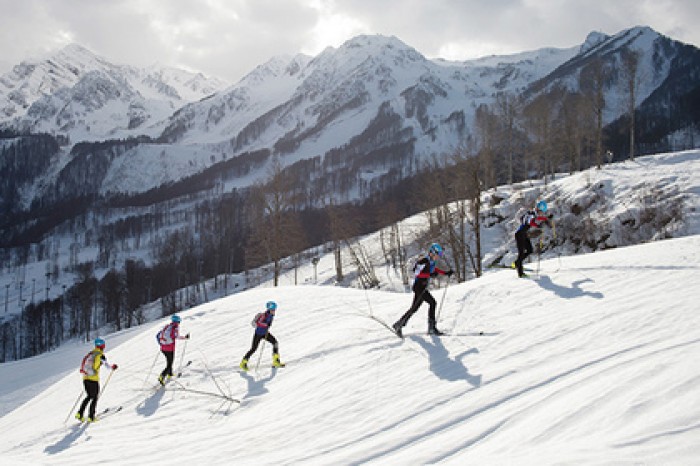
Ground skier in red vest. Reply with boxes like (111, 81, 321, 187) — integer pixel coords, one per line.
(157, 315, 189, 385)
(514, 200, 553, 278)
(239, 301, 285, 371)
(393, 243, 453, 337)
(75, 337, 117, 422)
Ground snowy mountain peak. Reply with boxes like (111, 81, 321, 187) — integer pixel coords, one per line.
(53, 43, 110, 68)
(580, 31, 610, 54)
(239, 54, 311, 88)
(340, 34, 427, 64)
(0, 44, 229, 141)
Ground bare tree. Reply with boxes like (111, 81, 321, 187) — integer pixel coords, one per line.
(581, 57, 609, 169)
(558, 92, 593, 174)
(246, 157, 304, 286)
(379, 218, 409, 286)
(621, 49, 641, 160)
(523, 90, 566, 183)
(494, 92, 521, 184)
(73, 262, 97, 342)
(474, 104, 498, 189)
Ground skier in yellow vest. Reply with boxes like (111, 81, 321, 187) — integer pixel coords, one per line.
(75, 337, 117, 422)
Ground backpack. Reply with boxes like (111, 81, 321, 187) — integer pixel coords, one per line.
(80, 350, 98, 376)
(157, 324, 174, 345)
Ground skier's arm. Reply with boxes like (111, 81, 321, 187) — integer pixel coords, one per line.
(98, 354, 116, 371)
(256, 312, 271, 330)
(414, 259, 430, 278)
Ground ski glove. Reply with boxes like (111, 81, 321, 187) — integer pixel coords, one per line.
(112, 364, 118, 370)
(446, 270, 454, 277)
(186, 333, 190, 339)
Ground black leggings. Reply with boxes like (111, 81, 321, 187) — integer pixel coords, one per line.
(160, 350, 175, 377)
(79, 379, 99, 418)
(244, 333, 278, 360)
(515, 229, 533, 275)
(397, 282, 437, 327)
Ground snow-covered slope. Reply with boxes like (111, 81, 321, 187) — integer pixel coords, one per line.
(0, 234, 698, 464)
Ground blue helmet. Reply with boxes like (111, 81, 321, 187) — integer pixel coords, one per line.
(536, 200, 548, 213)
(429, 243, 444, 257)
(94, 337, 105, 348)
(266, 301, 277, 311)
(171, 315, 181, 323)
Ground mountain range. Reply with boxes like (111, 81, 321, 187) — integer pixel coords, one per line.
(1, 26, 698, 209)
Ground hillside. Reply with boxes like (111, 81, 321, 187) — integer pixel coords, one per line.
(0, 234, 698, 464)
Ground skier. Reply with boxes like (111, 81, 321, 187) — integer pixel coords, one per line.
(239, 301, 285, 371)
(157, 315, 190, 385)
(392, 243, 453, 337)
(75, 337, 118, 422)
(513, 200, 553, 278)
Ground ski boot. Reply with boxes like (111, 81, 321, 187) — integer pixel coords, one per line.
(87, 416, 97, 423)
(272, 353, 286, 368)
(75, 412, 84, 422)
(239, 359, 249, 371)
(158, 374, 165, 386)
(428, 319, 444, 336)
(392, 321, 404, 338)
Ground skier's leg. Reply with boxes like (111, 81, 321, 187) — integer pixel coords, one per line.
(397, 286, 427, 326)
(266, 333, 284, 366)
(160, 350, 174, 378)
(425, 291, 441, 332)
(78, 380, 90, 417)
(85, 380, 99, 419)
(265, 333, 279, 354)
(165, 351, 175, 377)
(243, 334, 263, 360)
(515, 231, 531, 277)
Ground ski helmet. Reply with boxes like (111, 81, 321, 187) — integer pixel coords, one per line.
(171, 315, 181, 323)
(536, 200, 548, 213)
(266, 301, 277, 311)
(429, 243, 444, 257)
(94, 337, 106, 349)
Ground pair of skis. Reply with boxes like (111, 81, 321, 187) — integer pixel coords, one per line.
(367, 314, 491, 339)
(487, 263, 534, 272)
(75, 405, 123, 425)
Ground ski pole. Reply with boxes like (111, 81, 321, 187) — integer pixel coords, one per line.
(436, 273, 451, 322)
(64, 389, 84, 424)
(177, 335, 189, 376)
(99, 368, 116, 399)
(363, 286, 375, 317)
(254, 332, 268, 373)
(436, 253, 454, 322)
(141, 350, 160, 391)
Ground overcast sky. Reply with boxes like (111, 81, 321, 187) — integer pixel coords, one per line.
(1, 0, 699, 84)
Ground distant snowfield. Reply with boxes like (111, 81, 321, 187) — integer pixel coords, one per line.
(0, 235, 698, 464)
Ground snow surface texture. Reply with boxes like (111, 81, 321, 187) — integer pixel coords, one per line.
(0, 233, 699, 462)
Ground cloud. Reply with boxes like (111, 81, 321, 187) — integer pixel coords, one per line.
(0, 0, 698, 83)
